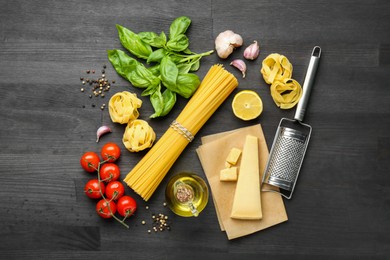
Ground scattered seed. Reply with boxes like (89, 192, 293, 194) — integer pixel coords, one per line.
(80, 88, 84, 92)
(163, 202, 167, 207)
(142, 220, 146, 225)
(146, 206, 149, 210)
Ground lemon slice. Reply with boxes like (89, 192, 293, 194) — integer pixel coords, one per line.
(232, 90, 263, 121)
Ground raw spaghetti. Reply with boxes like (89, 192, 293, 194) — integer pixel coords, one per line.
(124, 64, 238, 201)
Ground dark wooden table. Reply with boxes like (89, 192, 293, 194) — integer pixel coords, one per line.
(1, 1, 389, 259)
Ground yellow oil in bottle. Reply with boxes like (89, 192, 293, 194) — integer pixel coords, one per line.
(165, 173, 209, 217)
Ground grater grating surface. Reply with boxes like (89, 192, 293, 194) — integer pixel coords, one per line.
(267, 128, 306, 182)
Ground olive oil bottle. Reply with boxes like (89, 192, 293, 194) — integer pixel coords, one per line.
(165, 173, 209, 217)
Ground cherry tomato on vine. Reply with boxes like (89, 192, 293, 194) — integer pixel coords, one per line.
(80, 151, 100, 173)
(101, 142, 121, 162)
(96, 199, 116, 219)
(117, 195, 137, 218)
(84, 179, 105, 199)
(99, 163, 120, 183)
(105, 181, 125, 200)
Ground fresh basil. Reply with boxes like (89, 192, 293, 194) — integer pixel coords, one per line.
(107, 49, 139, 82)
(108, 16, 213, 118)
(149, 85, 164, 118)
(138, 31, 166, 48)
(166, 34, 189, 52)
(177, 63, 193, 74)
(174, 73, 200, 98)
(160, 89, 177, 116)
(116, 24, 152, 60)
(169, 16, 191, 39)
(160, 56, 178, 91)
(147, 48, 167, 64)
(190, 59, 200, 71)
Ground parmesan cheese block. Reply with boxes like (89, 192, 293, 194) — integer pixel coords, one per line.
(230, 135, 262, 220)
(220, 167, 238, 181)
(226, 147, 242, 165)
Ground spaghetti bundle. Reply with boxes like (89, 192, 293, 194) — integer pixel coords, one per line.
(124, 64, 238, 201)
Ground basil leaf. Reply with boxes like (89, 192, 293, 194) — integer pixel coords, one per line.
(147, 48, 167, 64)
(190, 60, 200, 71)
(149, 86, 164, 118)
(160, 56, 178, 90)
(160, 89, 177, 116)
(166, 34, 189, 52)
(175, 73, 200, 98)
(116, 24, 152, 60)
(141, 84, 158, 96)
(168, 54, 184, 64)
(148, 64, 160, 77)
(160, 31, 167, 44)
(177, 63, 192, 74)
(107, 49, 139, 81)
(138, 31, 166, 48)
(129, 63, 160, 88)
(169, 16, 191, 39)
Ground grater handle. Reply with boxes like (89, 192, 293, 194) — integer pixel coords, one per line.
(294, 46, 321, 122)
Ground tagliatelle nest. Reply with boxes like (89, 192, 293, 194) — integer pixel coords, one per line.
(109, 91, 142, 124)
(260, 53, 293, 84)
(270, 78, 302, 109)
(122, 119, 156, 152)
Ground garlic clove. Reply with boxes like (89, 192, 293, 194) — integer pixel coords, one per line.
(215, 30, 243, 59)
(230, 59, 247, 78)
(96, 125, 112, 142)
(243, 40, 260, 60)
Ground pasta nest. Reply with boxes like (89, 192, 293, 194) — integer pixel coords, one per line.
(123, 119, 156, 152)
(261, 53, 293, 84)
(109, 91, 142, 124)
(261, 53, 302, 109)
(270, 78, 302, 109)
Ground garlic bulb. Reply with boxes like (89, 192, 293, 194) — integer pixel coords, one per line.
(243, 40, 260, 60)
(215, 30, 243, 59)
(230, 59, 247, 78)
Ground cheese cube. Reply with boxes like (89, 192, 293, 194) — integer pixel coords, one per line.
(220, 167, 238, 181)
(230, 135, 262, 220)
(226, 147, 242, 165)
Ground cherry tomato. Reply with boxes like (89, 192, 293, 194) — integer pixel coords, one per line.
(96, 199, 117, 219)
(105, 181, 125, 200)
(101, 142, 121, 162)
(84, 179, 105, 199)
(99, 163, 120, 183)
(80, 151, 100, 173)
(117, 195, 137, 218)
